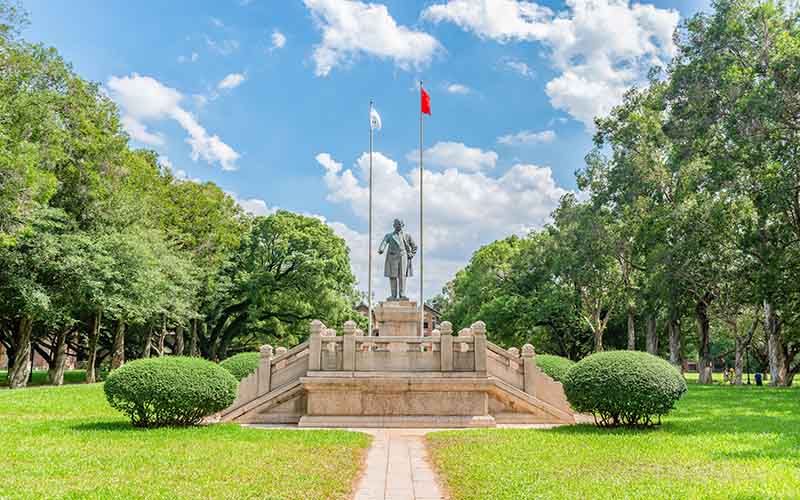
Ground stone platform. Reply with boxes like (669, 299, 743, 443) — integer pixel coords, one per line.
(374, 300, 420, 337)
(219, 302, 576, 428)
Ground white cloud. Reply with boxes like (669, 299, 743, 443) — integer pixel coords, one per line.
(173, 169, 202, 184)
(239, 198, 275, 216)
(271, 30, 287, 50)
(120, 115, 164, 146)
(316, 150, 568, 300)
(205, 36, 240, 55)
(107, 74, 240, 171)
(177, 52, 199, 64)
(218, 73, 246, 90)
(502, 58, 534, 78)
(422, 0, 679, 127)
(228, 191, 278, 216)
(446, 83, 472, 95)
(193, 94, 208, 108)
(303, 0, 442, 76)
(422, 0, 553, 41)
(406, 142, 498, 172)
(497, 129, 556, 145)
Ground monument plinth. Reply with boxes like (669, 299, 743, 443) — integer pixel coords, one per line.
(374, 300, 420, 337)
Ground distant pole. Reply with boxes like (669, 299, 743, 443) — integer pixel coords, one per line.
(419, 82, 424, 337)
(368, 100, 374, 337)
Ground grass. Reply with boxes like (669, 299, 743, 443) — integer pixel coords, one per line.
(0, 384, 371, 500)
(428, 383, 800, 500)
(0, 369, 87, 387)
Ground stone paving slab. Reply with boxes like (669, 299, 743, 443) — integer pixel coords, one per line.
(352, 429, 445, 500)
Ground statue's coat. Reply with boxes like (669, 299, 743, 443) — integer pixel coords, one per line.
(379, 230, 417, 278)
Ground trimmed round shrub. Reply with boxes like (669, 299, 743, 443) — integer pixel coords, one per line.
(104, 356, 238, 427)
(219, 351, 260, 381)
(535, 354, 575, 382)
(563, 351, 687, 427)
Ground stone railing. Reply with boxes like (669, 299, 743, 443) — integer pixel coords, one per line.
(486, 341, 572, 413)
(308, 319, 487, 374)
(229, 340, 310, 409)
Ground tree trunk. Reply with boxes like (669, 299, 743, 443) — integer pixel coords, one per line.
(764, 300, 787, 386)
(626, 306, 636, 350)
(189, 319, 199, 357)
(696, 299, 713, 384)
(158, 314, 167, 356)
(646, 314, 658, 355)
(143, 326, 152, 358)
(590, 309, 604, 353)
(668, 313, 681, 370)
(9, 317, 33, 389)
(174, 324, 185, 356)
(111, 321, 125, 370)
(734, 335, 744, 385)
(85, 309, 102, 384)
(48, 328, 69, 385)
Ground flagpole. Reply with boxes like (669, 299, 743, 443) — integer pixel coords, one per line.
(419, 82, 424, 338)
(368, 100, 374, 337)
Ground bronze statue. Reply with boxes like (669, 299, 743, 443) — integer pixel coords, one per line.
(378, 219, 417, 300)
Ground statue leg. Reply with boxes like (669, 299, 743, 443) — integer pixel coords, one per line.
(389, 278, 398, 299)
(397, 272, 406, 300)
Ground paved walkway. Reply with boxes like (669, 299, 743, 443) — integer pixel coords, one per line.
(353, 429, 445, 500)
(246, 423, 572, 500)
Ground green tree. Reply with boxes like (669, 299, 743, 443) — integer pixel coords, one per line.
(666, 0, 800, 385)
(201, 211, 357, 359)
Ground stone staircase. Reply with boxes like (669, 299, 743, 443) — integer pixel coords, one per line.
(219, 319, 576, 427)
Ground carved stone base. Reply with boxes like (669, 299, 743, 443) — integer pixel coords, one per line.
(374, 301, 421, 351)
(299, 376, 495, 428)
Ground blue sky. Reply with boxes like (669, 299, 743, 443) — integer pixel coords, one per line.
(22, 0, 709, 302)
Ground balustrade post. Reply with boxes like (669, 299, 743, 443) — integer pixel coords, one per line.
(259, 344, 273, 394)
(430, 329, 441, 352)
(440, 321, 453, 372)
(309, 320, 324, 371)
(343, 320, 356, 371)
(472, 321, 487, 374)
(522, 343, 537, 397)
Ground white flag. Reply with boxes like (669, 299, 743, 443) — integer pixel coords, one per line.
(370, 104, 382, 131)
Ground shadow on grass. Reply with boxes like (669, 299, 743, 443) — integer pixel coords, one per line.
(713, 444, 800, 466)
(548, 385, 800, 437)
(70, 421, 140, 432)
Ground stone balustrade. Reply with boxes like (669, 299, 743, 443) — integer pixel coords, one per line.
(307, 319, 488, 374)
(223, 318, 576, 427)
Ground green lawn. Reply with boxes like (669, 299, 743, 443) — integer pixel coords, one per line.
(0, 384, 371, 500)
(428, 384, 800, 500)
(0, 369, 87, 386)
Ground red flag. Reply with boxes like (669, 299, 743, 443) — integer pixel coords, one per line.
(420, 86, 431, 115)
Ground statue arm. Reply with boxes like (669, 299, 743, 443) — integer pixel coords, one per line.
(378, 234, 388, 254)
(405, 234, 417, 258)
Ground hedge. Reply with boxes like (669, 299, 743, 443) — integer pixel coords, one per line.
(535, 354, 575, 382)
(104, 356, 237, 427)
(563, 350, 687, 427)
(219, 351, 261, 381)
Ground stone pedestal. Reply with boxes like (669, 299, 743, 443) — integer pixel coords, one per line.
(298, 376, 496, 428)
(374, 301, 420, 337)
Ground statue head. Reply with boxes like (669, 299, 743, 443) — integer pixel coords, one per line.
(393, 219, 404, 232)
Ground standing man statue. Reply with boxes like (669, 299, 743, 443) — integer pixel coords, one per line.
(378, 219, 417, 301)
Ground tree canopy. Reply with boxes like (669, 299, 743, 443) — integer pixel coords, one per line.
(0, 10, 359, 388)
(438, 0, 800, 386)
